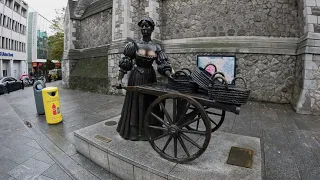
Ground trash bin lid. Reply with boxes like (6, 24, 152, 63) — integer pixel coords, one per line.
(36, 84, 44, 90)
(42, 87, 58, 92)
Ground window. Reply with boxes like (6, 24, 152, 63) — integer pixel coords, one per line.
(0, 37, 2, 48)
(14, 2, 20, 13)
(3, 15, 6, 27)
(2, 37, 4, 48)
(15, 40, 17, 51)
(19, 24, 22, 33)
(0, 14, 2, 26)
(19, 42, 21, 51)
(11, 39, 13, 50)
(21, 8, 27, 17)
(6, 38, 8, 49)
(12, 20, 14, 30)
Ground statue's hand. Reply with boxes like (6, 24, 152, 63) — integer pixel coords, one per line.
(165, 70, 173, 79)
(112, 80, 123, 89)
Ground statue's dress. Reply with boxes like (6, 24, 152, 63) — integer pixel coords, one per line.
(116, 40, 172, 141)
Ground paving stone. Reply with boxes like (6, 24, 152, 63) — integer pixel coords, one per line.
(0, 134, 34, 150)
(0, 174, 16, 180)
(42, 164, 72, 180)
(8, 158, 51, 180)
(284, 128, 319, 174)
(33, 151, 55, 165)
(45, 130, 77, 157)
(34, 175, 53, 180)
(26, 140, 42, 150)
(299, 166, 320, 180)
(0, 145, 13, 159)
(231, 115, 252, 136)
(6, 144, 42, 164)
(0, 157, 18, 175)
(263, 125, 301, 180)
(71, 153, 114, 180)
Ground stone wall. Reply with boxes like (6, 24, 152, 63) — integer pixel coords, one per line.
(306, 55, 320, 114)
(131, 0, 149, 39)
(168, 53, 296, 103)
(69, 56, 109, 93)
(161, 0, 299, 39)
(79, 9, 112, 48)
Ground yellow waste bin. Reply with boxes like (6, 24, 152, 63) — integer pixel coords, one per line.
(42, 87, 63, 124)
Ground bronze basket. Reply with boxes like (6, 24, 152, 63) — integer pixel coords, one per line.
(167, 69, 198, 93)
(191, 64, 218, 91)
(208, 76, 251, 105)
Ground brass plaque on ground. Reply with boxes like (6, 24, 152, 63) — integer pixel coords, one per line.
(227, 146, 254, 168)
(95, 135, 112, 143)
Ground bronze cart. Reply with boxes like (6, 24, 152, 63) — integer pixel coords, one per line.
(124, 82, 241, 164)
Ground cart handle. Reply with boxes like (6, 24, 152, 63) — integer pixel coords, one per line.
(172, 70, 192, 80)
(210, 72, 225, 79)
(231, 77, 248, 88)
(181, 68, 192, 75)
(211, 76, 229, 89)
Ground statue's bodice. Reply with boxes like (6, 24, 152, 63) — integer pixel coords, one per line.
(134, 40, 159, 68)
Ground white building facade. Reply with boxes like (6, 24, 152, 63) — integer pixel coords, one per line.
(0, 0, 28, 80)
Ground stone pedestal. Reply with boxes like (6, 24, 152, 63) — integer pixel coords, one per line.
(74, 116, 262, 180)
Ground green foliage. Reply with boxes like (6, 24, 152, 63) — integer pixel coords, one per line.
(48, 32, 64, 61)
(48, 7, 65, 62)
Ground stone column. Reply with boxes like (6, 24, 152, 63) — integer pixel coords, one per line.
(293, 0, 320, 115)
(0, 60, 3, 77)
(145, 0, 161, 41)
(9, 59, 13, 77)
(112, 0, 134, 41)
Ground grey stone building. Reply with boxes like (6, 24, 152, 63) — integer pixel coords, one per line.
(63, 0, 320, 115)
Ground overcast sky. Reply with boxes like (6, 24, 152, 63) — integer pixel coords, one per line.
(26, 0, 68, 22)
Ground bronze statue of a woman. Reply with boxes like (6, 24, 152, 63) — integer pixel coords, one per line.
(115, 17, 173, 141)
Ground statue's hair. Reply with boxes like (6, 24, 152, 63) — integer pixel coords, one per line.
(138, 17, 155, 29)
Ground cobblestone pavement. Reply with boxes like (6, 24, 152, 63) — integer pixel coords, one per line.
(1, 81, 320, 180)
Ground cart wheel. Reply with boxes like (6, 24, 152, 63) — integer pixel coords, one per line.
(186, 106, 225, 132)
(145, 94, 211, 163)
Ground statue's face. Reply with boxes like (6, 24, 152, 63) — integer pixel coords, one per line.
(140, 21, 153, 36)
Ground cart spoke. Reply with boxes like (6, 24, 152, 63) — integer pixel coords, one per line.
(148, 125, 167, 131)
(181, 133, 202, 149)
(176, 102, 190, 125)
(174, 137, 177, 158)
(196, 118, 200, 130)
(162, 136, 173, 152)
(151, 113, 169, 127)
(173, 99, 177, 123)
(178, 136, 190, 157)
(151, 133, 169, 141)
(179, 116, 201, 128)
(159, 102, 173, 124)
(209, 118, 218, 126)
(181, 129, 206, 135)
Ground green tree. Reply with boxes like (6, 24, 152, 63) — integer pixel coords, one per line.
(48, 7, 65, 62)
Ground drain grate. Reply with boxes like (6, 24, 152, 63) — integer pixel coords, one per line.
(95, 135, 112, 143)
(24, 121, 32, 128)
(105, 121, 117, 126)
(227, 146, 254, 168)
